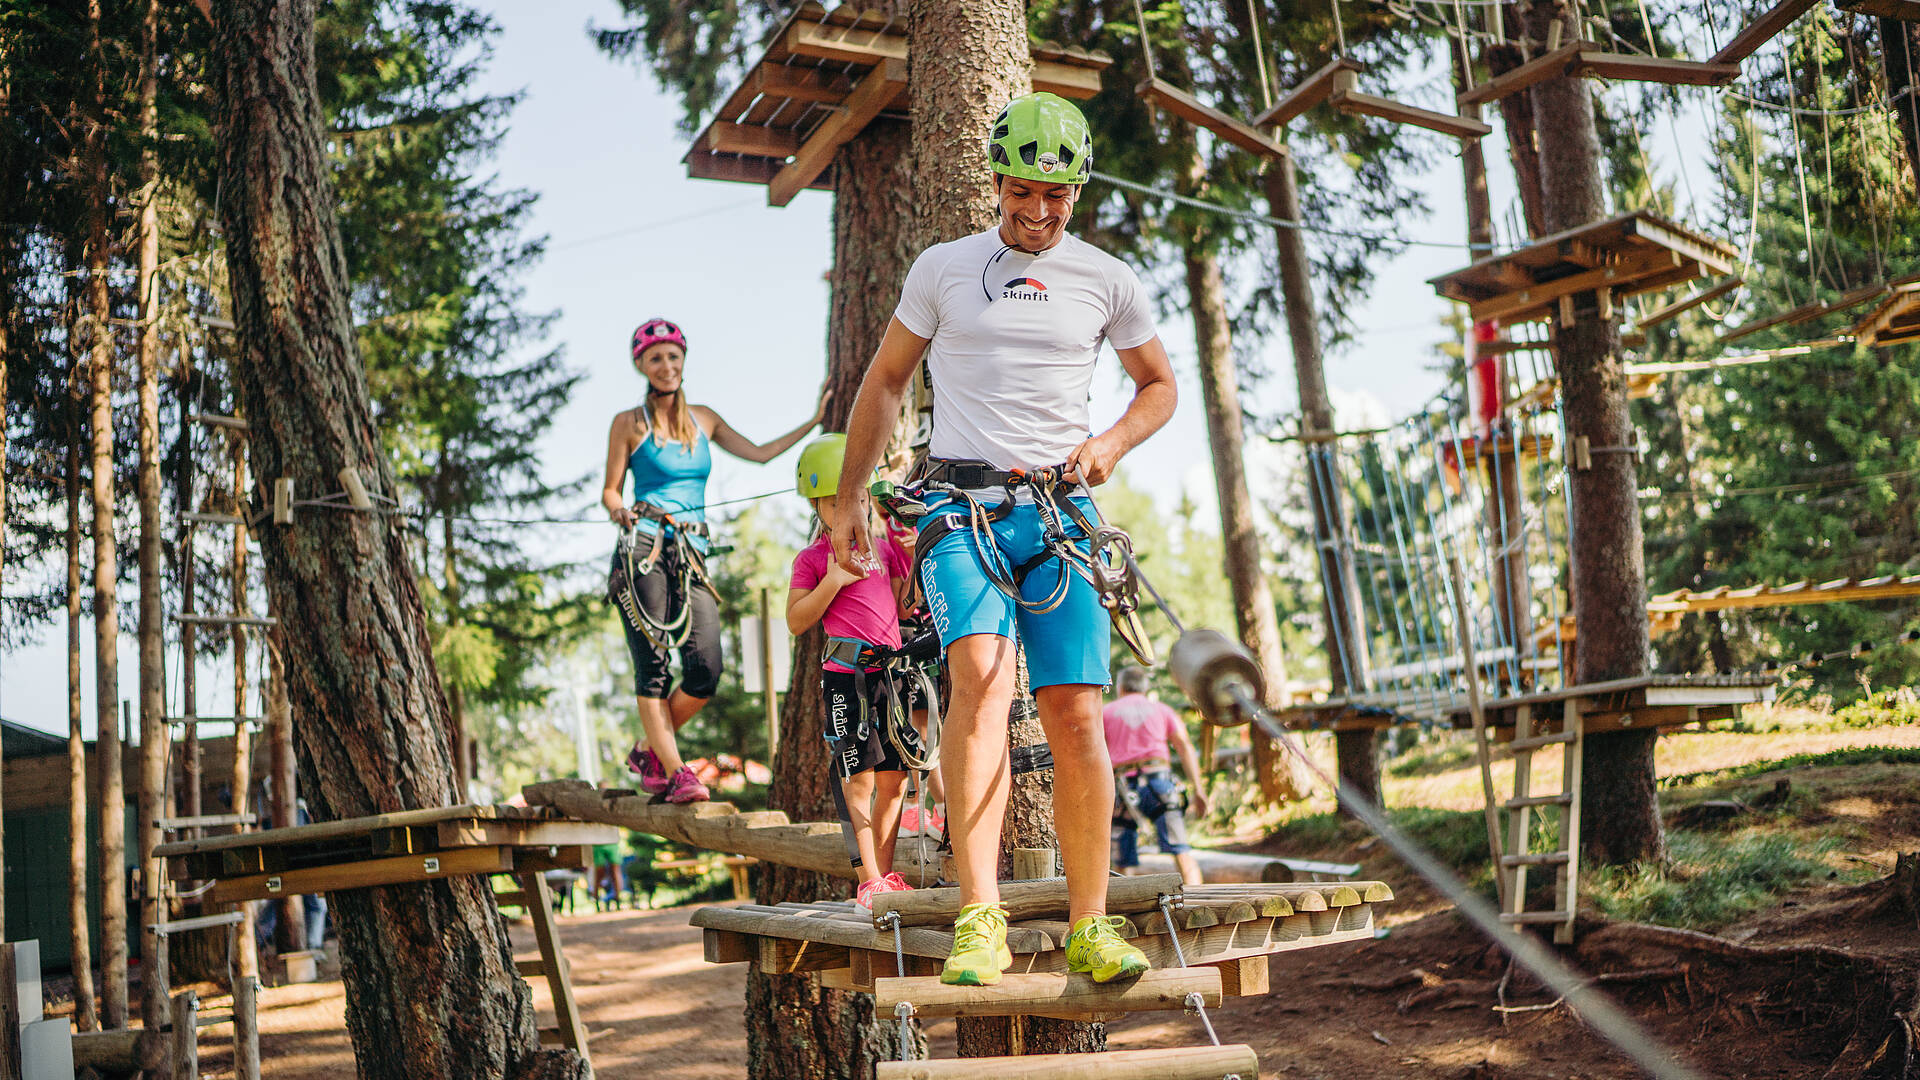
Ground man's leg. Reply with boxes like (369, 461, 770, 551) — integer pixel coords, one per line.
(1032, 684, 1113, 927)
(942, 633, 1018, 906)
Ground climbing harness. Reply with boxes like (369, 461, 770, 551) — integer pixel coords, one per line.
(872, 459, 1157, 665)
(820, 631, 946, 873)
(609, 504, 719, 650)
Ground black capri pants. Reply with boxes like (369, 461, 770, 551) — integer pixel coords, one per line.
(612, 537, 722, 700)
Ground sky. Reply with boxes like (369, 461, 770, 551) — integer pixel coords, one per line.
(4, 0, 1728, 734)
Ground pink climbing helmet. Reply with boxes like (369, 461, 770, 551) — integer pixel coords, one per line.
(630, 317, 687, 359)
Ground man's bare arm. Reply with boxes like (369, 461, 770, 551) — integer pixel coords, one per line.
(1065, 335, 1177, 485)
(830, 317, 930, 572)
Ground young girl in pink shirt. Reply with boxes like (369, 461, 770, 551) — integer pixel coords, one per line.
(787, 435, 917, 909)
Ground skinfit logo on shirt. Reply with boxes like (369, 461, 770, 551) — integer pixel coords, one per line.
(1001, 276, 1049, 301)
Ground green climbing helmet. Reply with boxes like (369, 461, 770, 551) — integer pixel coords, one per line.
(796, 434, 849, 499)
(987, 92, 1093, 186)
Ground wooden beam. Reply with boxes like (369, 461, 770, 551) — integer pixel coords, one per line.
(1633, 276, 1741, 330)
(770, 58, 904, 206)
(686, 150, 834, 191)
(1250, 57, 1360, 128)
(1330, 89, 1491, 139)
(208, 845, 514, 903)
(156, 802, 544, 858)
(872, 968, 1222, 1019)
(757, 937, 850, 974)
(1467, 250, 1690, 323)
(1711, 0, 1817, 64)
(875, 1044, 1261, 1080)
(750, 64, 855, 106)
(1836, 0, 1920, 18)
(1456, 42, 1583, 108)
(869, 873, 1182, 928)
(1207, 956, 1270, 997)
(435, 819, 618, 849)
(1138, 77, 1286, 160)
(703, 928, 755, 964)
(785, 17, 904, 66)
(701, 121, 802, 160)
(1033, 60, 1104, 100)
(1573, 52, 1741, 87)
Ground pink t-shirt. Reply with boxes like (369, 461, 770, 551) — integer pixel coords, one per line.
(790, 533, 909, 669)
(1103, 693, 1181, 768)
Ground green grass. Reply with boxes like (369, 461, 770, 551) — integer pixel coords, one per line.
(1385, 740, 1475, 779)
(1586, 831, 1858, 929)
(1660, 745, 1920, 788)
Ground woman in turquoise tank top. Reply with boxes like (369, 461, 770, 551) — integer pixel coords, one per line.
(602, 317, 825, 802)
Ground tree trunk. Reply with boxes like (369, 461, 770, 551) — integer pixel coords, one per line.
(204, 1, 583, 1077)
(268, 639, 303, 949)
(1263, 161, 1378, 806)
(134, 0, 173, 1048)
(1180, 232, 1299, 803)
(1486, 43, 1547, 239)
(1519, 0, 1660, 867)
(67, 384, 99, 1034)
(1881, 18, 1920, 194)
(905, 3, 1103, 1056)
(176, 389, 201, 828)
(745, 117, 924, 1080)
(85, 0, 129, 1021)
(228, 435, 261, 1075)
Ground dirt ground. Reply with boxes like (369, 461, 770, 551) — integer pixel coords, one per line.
(127, 745, 1920, 1079)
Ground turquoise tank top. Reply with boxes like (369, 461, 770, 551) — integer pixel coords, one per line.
(628, 425, 713, 551)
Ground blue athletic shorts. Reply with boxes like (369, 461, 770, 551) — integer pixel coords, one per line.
(915, 493, 1112, 690)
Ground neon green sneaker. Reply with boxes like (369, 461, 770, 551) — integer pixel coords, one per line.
(940, 902, 1013, 986)
(1065, 915, 1150, 983)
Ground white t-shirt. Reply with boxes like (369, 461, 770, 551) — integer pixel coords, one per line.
(893, 228, 1158, 470)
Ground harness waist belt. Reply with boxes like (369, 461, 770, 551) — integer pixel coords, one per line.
(923, 458, 1077, 493)
(1115, 757, 1173, 776)
(632, 501, 709, 537)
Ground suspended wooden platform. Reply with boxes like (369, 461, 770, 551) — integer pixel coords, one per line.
(1272, 672, 1776, 734)
(696, 875, 1389, 1025)
(1456, 43, 1739, 110)
(1712, 0, 1818, 65)
(1646, 574, 1920, 634)
(683, 2, 1111, 205)
(1851, 279, 1920, 346)
(1430, 211, 1737, 325)
(1246, 57, 1489, 140)
(1837, 0, 1920, 19)
(1139, 77, 1287, 159)
(155, 804, 619, 1066)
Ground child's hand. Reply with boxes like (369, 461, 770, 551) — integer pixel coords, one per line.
(823, 559, 866, 589)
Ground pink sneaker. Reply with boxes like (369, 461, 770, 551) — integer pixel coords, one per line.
(626, 744, 668, 796)
(855, 873, 911, 911)
(899, 806, 923, 835)
(663, 765, 710, 804)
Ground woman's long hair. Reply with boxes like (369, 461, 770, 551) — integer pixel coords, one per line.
(644, 387, 700, 454)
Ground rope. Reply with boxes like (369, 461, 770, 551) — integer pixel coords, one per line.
(1091, 170, 1487, 250)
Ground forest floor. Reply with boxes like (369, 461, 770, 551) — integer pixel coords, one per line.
(161, 718, 1920, 1078)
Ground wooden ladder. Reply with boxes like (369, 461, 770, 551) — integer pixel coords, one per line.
(502, 872, 594, 1074)
(1495, 698, 1584, 943)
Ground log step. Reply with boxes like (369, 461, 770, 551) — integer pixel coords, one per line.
(875, 1044, 1259, 1080)
(873, 967, 1223, 1019)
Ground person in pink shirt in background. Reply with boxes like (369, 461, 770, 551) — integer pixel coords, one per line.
(788, 435, 919, 909)
(1103, 665, 1209, 886)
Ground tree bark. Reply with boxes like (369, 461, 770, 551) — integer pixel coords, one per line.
(1881, 18, 1920, 194)
(67, 381, 99, 1034)
(1519, 0, 1660, 867)
(745, 117, 924, 1080)
(85, 0, 129, 1023)
(134, 0, 173, 1048)
(1263, 160, 1378, 806)
(204, 0, 584, 1076)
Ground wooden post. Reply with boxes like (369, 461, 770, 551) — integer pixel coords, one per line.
(1446, 555, 1507, 911)
(759, 587, 778, 756)
(64, 394, 98, 1033)
(231, 965, 259, 1080)
(172, 991, 200, 1080)
(268, 641, 302, 948)
(1010, 848, 1054, 882)
(0, 944, 22, 1080)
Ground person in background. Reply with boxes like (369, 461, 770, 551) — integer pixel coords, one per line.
(1104, 665, 1208, 886)
(591, 839, 626, 912)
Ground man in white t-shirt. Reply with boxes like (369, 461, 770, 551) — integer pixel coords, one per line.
(830, 92, 1176, 987)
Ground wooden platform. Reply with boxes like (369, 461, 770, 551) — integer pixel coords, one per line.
(1646, 574, 1920, 635)
(1851, 279, 1920, 346)
(1242, 57, 1489, 140)
(682, 2, 1111, 205)
(1430, 211, 1737, 325)
(154, 803, 616, 902)
(1455, 43, 1739, 110)
(1272, 672, 1777, 734)
(694, 877, 1391, 1009)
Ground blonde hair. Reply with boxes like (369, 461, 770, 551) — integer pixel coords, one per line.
(644, 389, 700, 454)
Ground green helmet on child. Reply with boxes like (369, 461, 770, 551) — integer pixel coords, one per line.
(987, 92, 1093, 186)
(796, 434, 849, 499)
